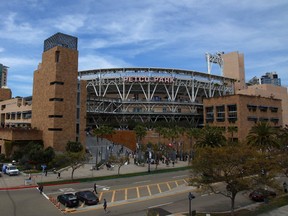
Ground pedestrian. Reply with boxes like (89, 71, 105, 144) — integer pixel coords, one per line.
(103, 198, 107, 213)
(57, 172, 61, 179)
(45, 169, 48, 176)
(93, 183, 98, 194)
(283, 182, 287, 193)
(39, 185, 43, 194)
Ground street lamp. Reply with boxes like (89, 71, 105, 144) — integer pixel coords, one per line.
(188, 192, 195, 216)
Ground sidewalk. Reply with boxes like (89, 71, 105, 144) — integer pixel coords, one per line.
(0, 160, 190, 190)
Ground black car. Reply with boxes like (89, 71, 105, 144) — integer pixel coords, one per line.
(249, 188, 276, 202)
(75, 190, 99, 205)
(57, 193, 79, 208)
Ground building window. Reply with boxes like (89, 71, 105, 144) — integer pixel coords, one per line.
(48, 115, 63, 118)
(259, 117, 269, 122)
(49, 98, 64, 102)
(270, 107, 278, 113)
(50, 81, 64, 85)
(227, 104, 237, 122)
(247, 116, 258, 123)
(259, 106, 268, 112)
(216, 105, 225, 122)
(55, 51, 60, 62)
(247, 104, 257, 112)
(205, 106, 214, 123)
(48, 128, 62, 131)
(270, 117, 279, 124)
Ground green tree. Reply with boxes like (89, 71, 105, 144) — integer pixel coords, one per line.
(185, 128, 201, 161)
(66, 141, 83, 153)
(108, 155, 128, 175)
(134, 125, 147, 144)
(195, 126, 226, 148)
(246, 122, 279, 152)
(190, 143, 277, 216)
(52, 141, 86, 179)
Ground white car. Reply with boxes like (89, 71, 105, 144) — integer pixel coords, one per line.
(3, 164, 20, 176)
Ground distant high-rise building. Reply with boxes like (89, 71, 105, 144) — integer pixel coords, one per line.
(260, 72, 281, 86)
(0, 64, 8, 87)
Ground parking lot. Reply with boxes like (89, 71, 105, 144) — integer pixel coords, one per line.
(45, 178, 188, 213)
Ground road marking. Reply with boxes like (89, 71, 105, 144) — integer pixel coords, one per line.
(172, 175, 188, 178)
(148, 202, 173, 209)
(175, 181, 179, 186)
(166, 182, 171, 190)
(147, 185, 152, 196)
(99, 192, 103, 201)
(136, 187, 140, 198)
(59, 188, 75, 192)
(111, 190, 116, 202)
(157, 184, 162, 193)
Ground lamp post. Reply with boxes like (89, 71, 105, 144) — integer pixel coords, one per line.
(188, 192, 195, 216)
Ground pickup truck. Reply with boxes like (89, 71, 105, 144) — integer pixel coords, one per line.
(2, 164, 20, 176)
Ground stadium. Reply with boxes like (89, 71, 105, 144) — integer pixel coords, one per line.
(79, 67, 236, 129)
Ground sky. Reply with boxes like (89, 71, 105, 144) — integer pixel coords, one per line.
(0, 0, 287, 97)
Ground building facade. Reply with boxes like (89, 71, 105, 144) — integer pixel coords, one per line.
(31, 33, 86, 152)
(203, 94, 282, 142)
(79, 67, 235, 128)
(0, 64, 8, 88)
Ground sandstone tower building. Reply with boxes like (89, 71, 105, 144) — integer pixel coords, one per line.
(31, 33, 86, 151)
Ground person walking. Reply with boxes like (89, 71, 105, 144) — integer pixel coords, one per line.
(93, 183, 98, 194)
(103, 198, 107, 213)
(39, 185, 43, 194)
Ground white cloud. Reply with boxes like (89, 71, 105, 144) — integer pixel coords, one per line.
(52, 15, 87, 33)
(79, 54, 132, 70)
(0, 13, 46, 44)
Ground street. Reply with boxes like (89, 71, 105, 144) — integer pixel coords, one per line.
(0, 170, 257, 216)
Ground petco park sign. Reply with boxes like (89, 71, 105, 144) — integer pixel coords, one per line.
(123, 76, 174, 83)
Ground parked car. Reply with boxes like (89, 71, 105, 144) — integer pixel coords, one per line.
(249, 188, 276, 202)
(75, 190, 99, 205)
(2, 164, 20, 176)
(57, 193, 79, 208)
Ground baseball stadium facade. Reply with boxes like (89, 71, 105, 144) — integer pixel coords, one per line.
(79, 68, 236, 128)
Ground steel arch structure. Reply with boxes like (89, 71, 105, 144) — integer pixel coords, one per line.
(79, 67, 235, 128)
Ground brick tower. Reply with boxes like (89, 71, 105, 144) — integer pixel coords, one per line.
(32, 33, 86, 151)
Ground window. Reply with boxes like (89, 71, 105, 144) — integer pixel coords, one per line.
(247, 104, 257, 112)
(270, 107, 278, 113)
(55, 51, 60, 62)
(247, 116, 257, 122)
(48, 115, 63, 118)
(50, 81, 64, 85)
(259, 106, 268, 112)
(49, 98, 64, 102)
(205, 106, 214, 122)
(48, 128, 62, 131)
(227, 104, 237, 122)
(216, 105, 225, 122)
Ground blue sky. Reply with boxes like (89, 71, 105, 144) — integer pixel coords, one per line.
(0, 0, 287, 97)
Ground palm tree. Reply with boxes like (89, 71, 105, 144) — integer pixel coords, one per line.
(195, 126, 226, 148)
(134, 125, 147, 162)
(186, 128, 201, 161)
(246, 122, 279, 152)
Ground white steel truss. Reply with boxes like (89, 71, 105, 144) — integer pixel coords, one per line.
(80, 68, 235, 128)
